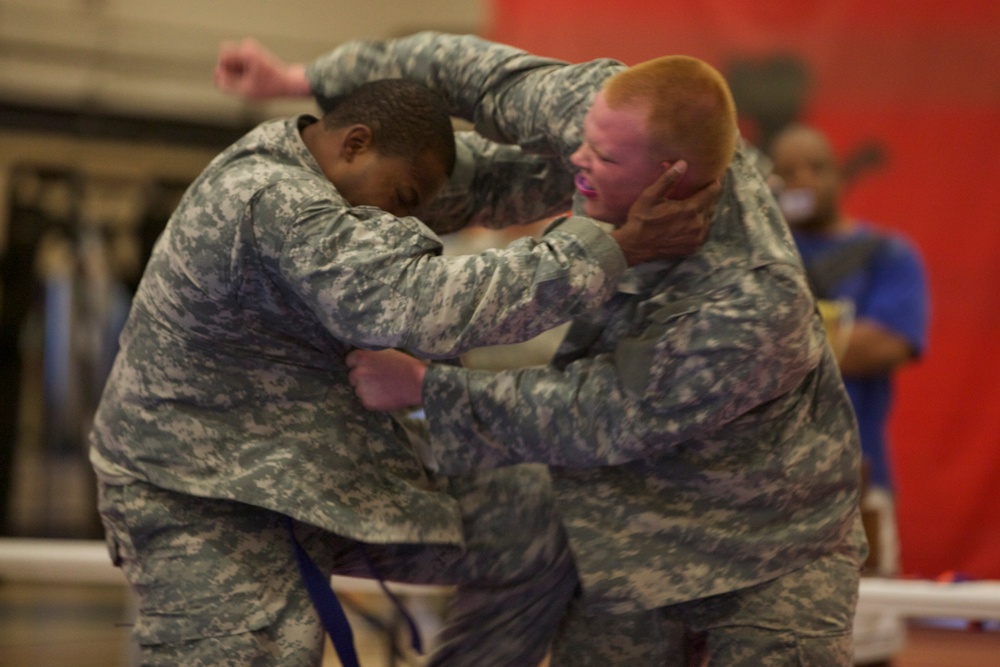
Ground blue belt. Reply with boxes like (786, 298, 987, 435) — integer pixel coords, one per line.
(286, 517, 424, 666)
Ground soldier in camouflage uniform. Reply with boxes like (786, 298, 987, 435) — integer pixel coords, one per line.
(91, 77, 716, 666)
(270, 32, 868, 665)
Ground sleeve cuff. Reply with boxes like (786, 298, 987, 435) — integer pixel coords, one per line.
(545, 215, 627, 281)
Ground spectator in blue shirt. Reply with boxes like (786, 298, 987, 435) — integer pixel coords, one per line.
(769, 123, 930, 575)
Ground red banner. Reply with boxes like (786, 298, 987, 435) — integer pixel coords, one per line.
(488, 0, 1000, 580)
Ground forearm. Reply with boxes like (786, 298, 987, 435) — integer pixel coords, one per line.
(838, 319, 915, 377)
(281, 200, 625, 358)
(307, 31, 621, 152)
(307, 32, 502, 121)
(421, 349, 757, 473)
(422, 361, 641, 473)
(422, 268, 824, 473)
(386, 218, 625, 357)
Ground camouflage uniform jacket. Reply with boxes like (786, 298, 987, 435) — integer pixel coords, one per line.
(88, 114, 629, 546)
(309, 33, 865, 611)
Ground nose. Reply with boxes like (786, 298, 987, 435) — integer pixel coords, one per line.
(570, 144, 589, 170)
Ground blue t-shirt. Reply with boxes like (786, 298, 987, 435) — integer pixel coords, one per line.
(794, 224, 929, 490)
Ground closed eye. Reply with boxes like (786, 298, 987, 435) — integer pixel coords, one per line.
(589, 142, 616, 164)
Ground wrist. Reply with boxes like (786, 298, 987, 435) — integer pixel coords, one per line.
(412, 360, 428, 406)
(610, 227, 643, 267)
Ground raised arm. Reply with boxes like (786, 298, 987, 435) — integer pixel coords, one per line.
(214, 36, 714, 261)
(304, 33, 715, 257)
(305, 32, 622, 160)
(215, 36, 593, 231)
(215, 34, 619, 159)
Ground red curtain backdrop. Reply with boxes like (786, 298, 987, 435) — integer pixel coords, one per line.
(486, 0, 1000, 580)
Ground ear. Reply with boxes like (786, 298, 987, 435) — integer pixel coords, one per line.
(340, 125, 374, 162)
(658, 160, 697, 198)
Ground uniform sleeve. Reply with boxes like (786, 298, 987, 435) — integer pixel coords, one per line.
(305, 31, 625, 160)
(421, 264, 825, 471)
(255, 183, 625, 358)
(415, 131, 575, 235)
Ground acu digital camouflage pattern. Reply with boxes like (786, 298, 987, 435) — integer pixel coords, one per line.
(548, 550, 859, 665)
(99, 465, 578, 667)
(309, 31, 866, 613)
(89, 110, 630, 548)
(98, 482, 326, 665)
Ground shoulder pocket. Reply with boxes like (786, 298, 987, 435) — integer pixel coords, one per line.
(613, 299, 699, 396)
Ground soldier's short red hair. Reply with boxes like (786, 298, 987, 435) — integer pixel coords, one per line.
(604, 56, 738, 184)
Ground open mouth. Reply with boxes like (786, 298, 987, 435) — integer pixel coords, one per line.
(575, 173, 597, 197)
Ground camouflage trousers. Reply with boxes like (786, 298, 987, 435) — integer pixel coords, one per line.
(98, 465, 578, 667)
(550, 550, 860, 666)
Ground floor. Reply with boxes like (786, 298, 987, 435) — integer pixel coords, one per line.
(1, 579, 1000, 667)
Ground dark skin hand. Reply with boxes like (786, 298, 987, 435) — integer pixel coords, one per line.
(610, 162, 721, 266)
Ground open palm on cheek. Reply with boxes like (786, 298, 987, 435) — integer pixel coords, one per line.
(346, 349, 427, 410)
